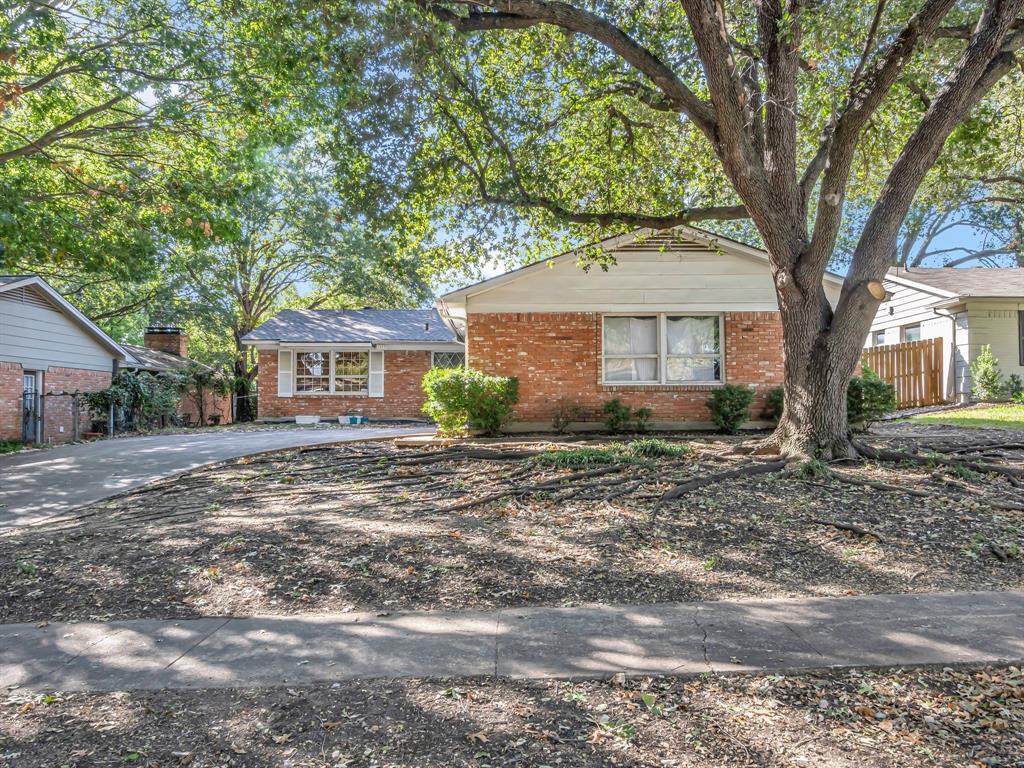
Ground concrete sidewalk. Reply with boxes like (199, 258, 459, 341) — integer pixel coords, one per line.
(3, 591, 1022, 693)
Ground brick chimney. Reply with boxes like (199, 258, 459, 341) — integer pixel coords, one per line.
(143, 326, 188, 357)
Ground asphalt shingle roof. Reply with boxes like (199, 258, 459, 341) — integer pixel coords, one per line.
(889, 267, 1024, 298)
(241, 308, 459, 344)
(122, 343, 211, 373)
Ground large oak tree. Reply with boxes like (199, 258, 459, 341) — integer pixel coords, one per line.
(388, 0, 1024, 457)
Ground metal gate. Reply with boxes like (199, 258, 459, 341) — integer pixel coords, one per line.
(22, 373, 40, 442)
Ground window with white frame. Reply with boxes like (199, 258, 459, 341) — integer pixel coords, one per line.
(666, 315, 720, 382)
(334, 351, 369, 394)
(432, 351, 466, 369)
(602, 314, 722, 385)
(903, 324, 921, 343)
(295, 351, 330, 393)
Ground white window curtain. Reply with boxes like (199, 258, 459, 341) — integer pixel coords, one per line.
(603, 316, 658, 382)
(666, 316, 720, 382)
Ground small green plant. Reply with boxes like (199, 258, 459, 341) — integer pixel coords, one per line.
(421, 368, 519, 435)
(795, 458, 829, 479)
(761, 386, 785, 422)
(847, 367, 897, 429)
(640, 692, 665, 716)
(551, 400, 584, 433)
(970, 344, 1005, 402)
(16, 560, 36, 575)
(602, 398, 633, 433)
(0, 440, 21, 454)
(590, 715, 638, 743)
(626, 438, 688, 458)
(702, 556, 720, 570)
(707, 384, 754, 433)
(952, 464, 982, 482)
(634, 406, 652, 432)
(1007, 374, 1024, 399)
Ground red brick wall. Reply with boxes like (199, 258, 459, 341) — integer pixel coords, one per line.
(467, 311, 784, 426)
(257, 349, 433, 420)
(0, 362, 23, 441)
(42, 367, 112, 442)
(178, 388, 233, 426)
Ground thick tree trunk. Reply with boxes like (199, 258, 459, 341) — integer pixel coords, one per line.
(758, 264, 878, 460)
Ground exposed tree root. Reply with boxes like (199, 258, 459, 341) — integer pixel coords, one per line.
(655, 460, 788, 508)
(828, 471, 932, 497)
(438, 464, 632, 513)
(857, 443, 1024, 484)
(811, 518, 883, 540)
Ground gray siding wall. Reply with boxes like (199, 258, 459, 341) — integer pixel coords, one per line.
(0, 287, 115, 372)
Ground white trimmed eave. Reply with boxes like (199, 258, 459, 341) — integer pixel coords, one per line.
(0, 276, 132, 360)
(438, 225, 846, 309)
(243, 340, 462, 351)
(884, 273, 960, 300)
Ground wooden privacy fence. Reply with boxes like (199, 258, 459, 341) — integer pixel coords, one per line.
(862, 337, 944, 408)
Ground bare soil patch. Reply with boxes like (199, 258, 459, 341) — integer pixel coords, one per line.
(2, 426, 1023, 624)
(2, 666, 1022, 767)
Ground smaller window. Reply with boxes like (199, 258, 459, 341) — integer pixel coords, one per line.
(295, 351, 330, 393)
(903, 324, 922, 343)
(334, 351, 369, 394)
(432, 351, 466, 369)
(872, 330, 887, 347)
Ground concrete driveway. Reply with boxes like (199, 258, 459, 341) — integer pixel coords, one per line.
(0, 426, 431, 530)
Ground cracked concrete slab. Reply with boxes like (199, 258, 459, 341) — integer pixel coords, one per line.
(3, 591, 1023, 693)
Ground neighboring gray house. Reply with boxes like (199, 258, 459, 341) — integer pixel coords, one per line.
(868, 267, 1024, 402)
(0, 275, 131, 442)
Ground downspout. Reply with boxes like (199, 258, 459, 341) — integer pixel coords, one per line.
(108, 357, 120, 436)
(932, 307, 960, 404)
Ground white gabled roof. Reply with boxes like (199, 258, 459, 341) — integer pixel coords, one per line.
(0, 275, 134, 361)
(439, 225, 846, 303)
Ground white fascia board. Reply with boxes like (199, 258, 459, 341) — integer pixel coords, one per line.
(0, 276, 131, 360)
(374, 341, 465, 351)
(884, 273, 960, 299)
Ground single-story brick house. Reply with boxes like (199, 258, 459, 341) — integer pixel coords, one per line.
(867, 267, 1024, 402)
(242, 308, 464, 421)
(437, 227, 844, 431)
(0, 275, 131, 443)
(123, 327, 233, 426)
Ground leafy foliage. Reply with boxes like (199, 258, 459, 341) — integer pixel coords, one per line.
(847, 368, 897, 429)
(84, 371, 182, 430)
(762, 386, 785, 422)
(421, 367, 519, 435)
(602, 399, 633, 433)
(708, 385, 755, 434)
(971, 344, 1006, 402)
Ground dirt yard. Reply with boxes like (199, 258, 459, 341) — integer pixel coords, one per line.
(2, 423, 1023, 624)
(2, 665, 1021, 767)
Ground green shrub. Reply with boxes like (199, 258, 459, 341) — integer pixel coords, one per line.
(421, 367, 519, 436)
(634, 407, 652, 432)
(707, 385, 754, 433)
(847, 367, 897, 429)
(1007, 374, 1024, 400)
(760, 386, 784, 422)
(551, 400, 584, 433)
(602, 398, 633, 433)
(971, 344, 1005, 402)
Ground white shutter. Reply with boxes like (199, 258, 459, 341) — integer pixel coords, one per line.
(277, 350, 293, 397)
(368, 350, 384, 398)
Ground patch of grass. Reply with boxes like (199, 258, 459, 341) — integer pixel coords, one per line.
(0, 440, 22, 454)
(626, 437, 689, 458)
(534, 446, 626, 468)
(535, 439, 689, 468)
(910, 404, 1024, 430)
